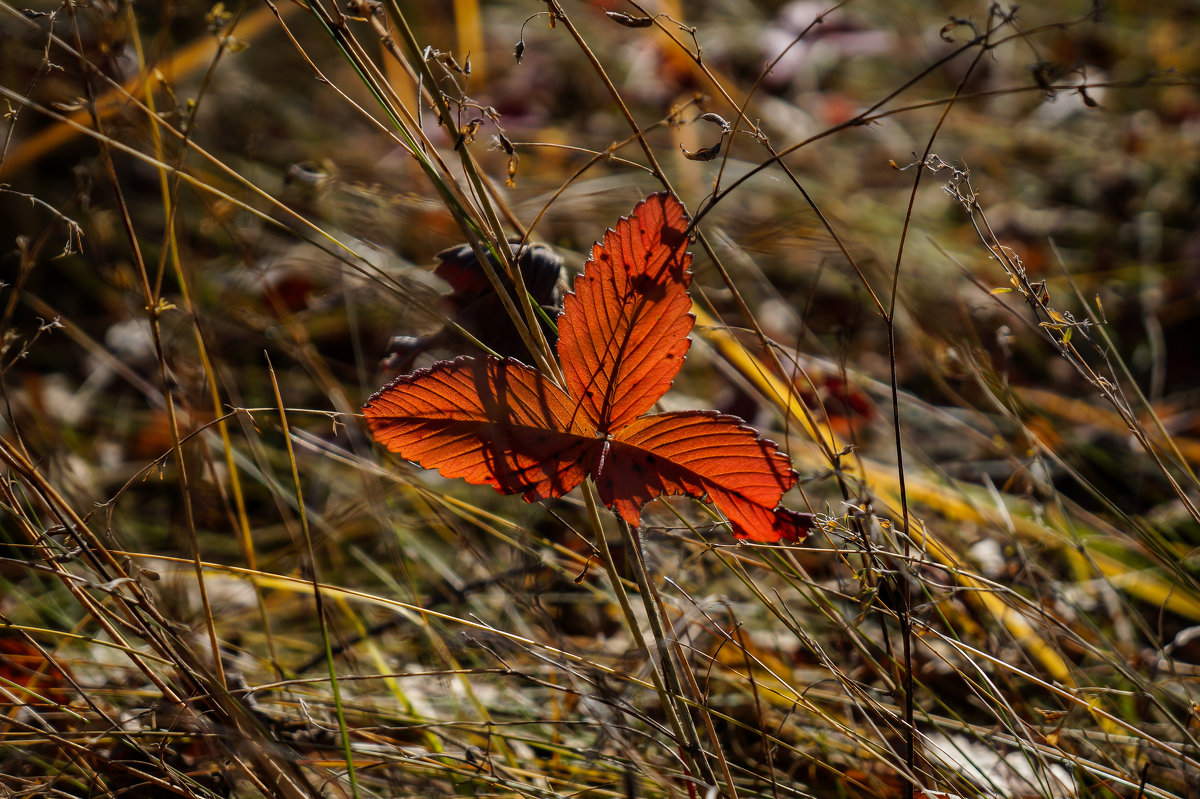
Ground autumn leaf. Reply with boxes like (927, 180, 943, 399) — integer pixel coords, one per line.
(364, 193, 813, 543)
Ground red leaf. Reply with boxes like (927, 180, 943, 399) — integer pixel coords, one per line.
(365, 193, 813, 543)
(558, 193, 694, 431)
(364, 356, 598, 502)
(0, 631, 73, 707)
(596, 412, 811, 542)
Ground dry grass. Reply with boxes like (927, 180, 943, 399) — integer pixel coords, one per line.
(2, 1, 1199, 797)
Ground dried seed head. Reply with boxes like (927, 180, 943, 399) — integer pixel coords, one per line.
(605, 11, 654, 28)
(680, 141, 722, 161)
(455, 119, 483, 150)
(696, 112, 731, 133)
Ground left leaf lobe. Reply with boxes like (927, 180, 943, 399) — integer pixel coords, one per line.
(363, 356, 598, 502)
